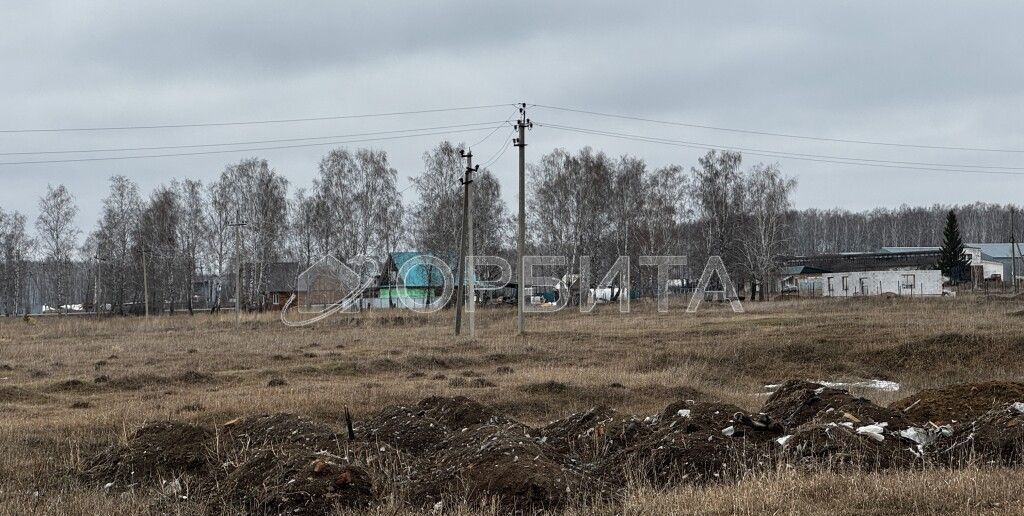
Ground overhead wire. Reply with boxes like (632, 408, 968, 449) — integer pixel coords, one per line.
(538, 122, 1024, 177)
(533, 104, 1024, 154)
(0, 124, 507, 166)
(0, 103, 517, 134)
(0, 121, 508, 157)
(480, 127, 517, 169)
(539, 122, 1024, 172)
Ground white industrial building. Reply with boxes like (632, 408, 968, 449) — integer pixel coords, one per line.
(879, 245, 1007, 283)
(822, 269, 943, 297)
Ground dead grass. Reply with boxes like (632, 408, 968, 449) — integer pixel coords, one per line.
(2, 295, 1024, 513)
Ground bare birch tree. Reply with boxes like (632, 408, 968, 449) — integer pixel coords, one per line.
(35, 184, 80, 313)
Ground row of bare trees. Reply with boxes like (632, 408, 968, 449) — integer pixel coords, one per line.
(789, 203, 1022, 255)
(527, 149, 796, 299)
(8, 141, 1024, 314)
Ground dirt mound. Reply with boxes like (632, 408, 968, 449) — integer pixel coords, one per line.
(415, 395, 518, 430)
(594, 399, 782, 487)
(890, 382, 1024, 425)
(410, 422, 601, 510)
(362, 405, 451, 455)
(226, 448, 373, 513)
(968, 402, 1024, 462)
(597, 428, 755, 486)
(49, 379, 98, 393)
(75, 380, 1024, 510)
(85, 421, 214, 484)
(763, 380, 909, 429)
(540, 406, 654, 461)
(660, 400, 765, 435)
(781, 423, 915, 469)
(0, 386, 48, 404)
(224, 413, 342, 453)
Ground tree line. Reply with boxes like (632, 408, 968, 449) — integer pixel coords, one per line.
(1, 143, 1018, 314)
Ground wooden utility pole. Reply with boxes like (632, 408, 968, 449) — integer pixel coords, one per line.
(229, 212, 248, 324)
(514, 103, 532, 335)
(455, 150, 477, 336)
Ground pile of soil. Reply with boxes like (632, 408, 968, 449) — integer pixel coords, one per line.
(968, 402, 1024, 462)
(784, 423, 914, 469)
(223, 413, 342, 452)
(890, 381, 1024, 424)
(82, 379, 1024, 511)
(763, 380, 910, 428)
(225, 448, 374, 513)
(540, 405, 653, 461)
(0, 386, 48, 404)
(84, 421, 214, 483)
(596, 400, 781, 486)
(411, 421, 607, 509)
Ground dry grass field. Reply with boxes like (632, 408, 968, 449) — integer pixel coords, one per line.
(3, 296, 1024, 514)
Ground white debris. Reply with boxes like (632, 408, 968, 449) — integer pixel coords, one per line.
(899, 425, 953, 454)
(432, 501, 444, 513)
(856, 424, 886, 441)
(761, 379, 901, 394)
(1010, 402, 1024, 415)
(721, 426, 736, 437)
(676, 409, 691, 418)
(102, 482, 114, 490)
(776, 435, 792, 446)
(820, 379, 901, 392)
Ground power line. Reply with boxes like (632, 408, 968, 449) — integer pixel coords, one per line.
(0, 124, 506, 166)
(480, 127, 517, 168)
(534, 104, 1024, 154)
(0, 103, 516, 134)
(538, 123, 1024, 177)
(540, 122, 1024, 172)
(0, 121, 507, 156)
(468, 119, 515, 150)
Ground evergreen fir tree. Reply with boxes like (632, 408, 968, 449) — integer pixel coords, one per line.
(937, 210, 968, 282)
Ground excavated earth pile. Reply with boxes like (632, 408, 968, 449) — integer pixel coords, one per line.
(82, 381, 1024, 512)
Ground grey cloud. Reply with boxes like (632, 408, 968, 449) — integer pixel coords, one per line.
(1, 0, 1024, 226)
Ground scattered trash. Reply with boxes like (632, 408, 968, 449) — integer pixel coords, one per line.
(763, 379, 900, 393)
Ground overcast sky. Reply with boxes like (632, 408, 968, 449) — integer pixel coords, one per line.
(2, 1, 1023, 231)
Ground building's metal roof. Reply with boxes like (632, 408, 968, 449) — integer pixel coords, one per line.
(781, 265, 828, 276)
(965, 243, 1024, 259)
(879, 246, 940, 253)
(780, 249, 940, 273)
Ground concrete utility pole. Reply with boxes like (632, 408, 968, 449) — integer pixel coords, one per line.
(141, 248, 149, 318)
(514, 103, 532, 335)
(455, 150, 477, 336)
(467, 152, 476, 337)
(229, 212, 248, 324)
(93, 255, 104, 317)
(1012, 207, 1018, 294)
